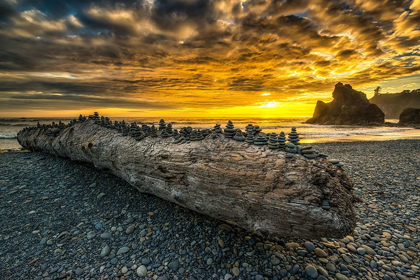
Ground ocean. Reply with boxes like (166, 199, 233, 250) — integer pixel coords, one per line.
(1, 117, 419, 151)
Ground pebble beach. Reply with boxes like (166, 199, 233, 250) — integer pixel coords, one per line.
(0, 140, 419, 280)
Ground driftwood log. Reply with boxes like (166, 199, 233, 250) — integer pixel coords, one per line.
(18, 121, 356, 239)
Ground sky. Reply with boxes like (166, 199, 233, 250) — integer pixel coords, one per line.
(0, 0, 419, 118)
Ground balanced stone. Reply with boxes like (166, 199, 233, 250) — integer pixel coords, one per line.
(322, 199, 331, 210)
(189, 131, 197, 141)
(134, 128, 144, 141)
(214, 124, 222, 133)
(93, 112, 100, 125)
(254, 133, 267, 145)
(278, 132, 286, 148)
(285, 142, 297, 153)
(253, 125, 262, 134)
(202, 129, 211, 136)
(173, 129, 179, 138)
(245, 125, 254, 143)
(141, 124, 150, 134)
(150, 125, 158, 137)
(301, 146, 317, 159)
(166, 123, 173, 133)
(195, 131, 204, 141)
(129, 123, 137, 137)
(245, 124, 254, 133)
(159, 119, 166, 130)
(122, 127, 129, 137)
(288, 127, 300, 145)
(233, 130, 245, 141)
(224, 120, 235, 138)
(160, 129, 171, 138)
(268, 133, 279, 149)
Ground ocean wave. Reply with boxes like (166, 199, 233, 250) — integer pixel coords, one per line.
(0, 135, 17, 139)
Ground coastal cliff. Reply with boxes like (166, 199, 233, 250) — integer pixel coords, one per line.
(306, 83, 385, 125)
(370, 89, 420, 119)
(17, 120, 356, 239)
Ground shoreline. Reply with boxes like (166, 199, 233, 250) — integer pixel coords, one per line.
(1, 140, 419, 279)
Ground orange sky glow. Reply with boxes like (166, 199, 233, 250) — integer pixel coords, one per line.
(0, 0, 419, 118)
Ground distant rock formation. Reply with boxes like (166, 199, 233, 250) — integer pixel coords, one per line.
(370, 89, 420, 119)
(306, 83, 385, 125)
(399, 108, 420, 125)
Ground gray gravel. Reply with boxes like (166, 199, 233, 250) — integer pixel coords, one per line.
(0, 140, 419, 279)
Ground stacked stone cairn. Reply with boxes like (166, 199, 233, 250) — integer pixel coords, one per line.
(141, 124, 150, 137)
(129, 122, 137, 137)
(322, 199, 331, 210)
(245, 124, 254, 144)
(268, 133, 279, 149)
(253, 125, 262, 134)
(233, 129, 245, 141)
(202, 129, 211, 137)
(214, 124, 222, 133)
(278, 132, 286, 149)
(158, 119, 166, 131)
(173, 129, 179, 139)
(224, 120, 235, 138)
(194, 131, 204, 141)
(150, 125, 158, 138)
(160, 128, 171, 138)
(254, 133, 268, 145)
(285, 143, 297, 158)
(93, 112, 100, 125)
(21, 112, 334, 164)
(189, 131, 197, 141)
(104, 117, 111, 128)
(166, 123, 173, 134)
(300, 146, 317, 159)
(131, 125, 143, 141)
(121, 121, 128, 136)
(288, 127, 300, 145)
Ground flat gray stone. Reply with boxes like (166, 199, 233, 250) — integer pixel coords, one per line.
(137, 265, 147, 277)
(100, 232, 112, 239)
(116, 246, 129, 255)
(305, 265, 318, 279)
(100, 245, 111, 257)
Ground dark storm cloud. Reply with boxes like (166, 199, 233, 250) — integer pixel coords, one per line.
(0, 1, 18, 21)
(0, 0, 419, 115)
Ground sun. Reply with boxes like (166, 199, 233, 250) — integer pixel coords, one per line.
(259, 101, 280, 108)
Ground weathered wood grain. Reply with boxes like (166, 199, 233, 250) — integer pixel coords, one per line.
(18, 121, 356, 239)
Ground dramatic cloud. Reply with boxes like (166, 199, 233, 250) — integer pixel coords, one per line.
(0, 0, 419, 117)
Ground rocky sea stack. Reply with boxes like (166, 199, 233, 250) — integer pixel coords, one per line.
(17, 116, 357, 239)
(306, 83, 385, 125)
(399, 108, 420, 125)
